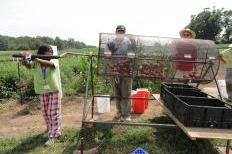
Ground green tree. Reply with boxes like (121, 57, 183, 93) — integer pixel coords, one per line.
(7, 36, 18, 50)
(75, 41, 86, 49)
(16, 36, 31, 50)
(55, 36, 65, 50)
(67, 38, 75, 48)
(0, 35, 8, 50)
(222, 10, 232, 42)
(187, 7, 223, 40)
(0, 34, 87, 50)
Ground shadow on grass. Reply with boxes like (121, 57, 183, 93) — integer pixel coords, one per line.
(62, 124, 114, 154)
(152, 116, 219, 154)
(61, 116, 219, 154)
(149, 115, 175, 124)
(6, 133, 47, 154)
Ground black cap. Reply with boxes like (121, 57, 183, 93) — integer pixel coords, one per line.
(37, 45, 53, 55)
(116, 25, 126, 32)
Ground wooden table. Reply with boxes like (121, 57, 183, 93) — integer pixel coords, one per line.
(153, 94, 232, 140)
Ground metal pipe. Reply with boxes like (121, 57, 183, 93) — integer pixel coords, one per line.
(197, 44, 210, 87)
(226, 140, 230, 154)
(83, 120, 177, 127)
(82, 57, 91, 121)
(17, 61, 22, 104)
(196, 61, 214, 87)
(211, 64, 223, 100)
(90, 56, 95, 119)
(80, 137, 84, 154)
(93, 95, 156, 100)
(12, 54, 60, 59)
(99, 55, 214, 63)
(59, 52, 97, 57)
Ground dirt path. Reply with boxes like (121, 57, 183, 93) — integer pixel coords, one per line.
(0, 96, 83, 138)
(0, 96, 164, 138)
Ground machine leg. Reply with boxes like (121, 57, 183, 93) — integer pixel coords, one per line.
(80, 137, 84, 154)
(226, 140, 230, 154)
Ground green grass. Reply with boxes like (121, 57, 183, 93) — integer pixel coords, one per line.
(0, 124, 227, 154)
(222, 47, 232, 66)
(0, 128, 80, 154)
(216, 44, 231, 49)
(0, 48, 108, 99)
(224, 50, 232, 65)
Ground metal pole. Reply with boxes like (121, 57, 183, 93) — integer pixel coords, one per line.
(80, 137, 84, 154)
(82, 56, 92, 121)
(196, 61, 213, 87)
(80, 56, 92, 154)
(90, 56, 95, 119)
(210, 63, 223, 100)
(226, 140, 230, 154)
(82, 120, 177, 128)
(17, 61, 22, 104)
(197, 44, 210, 87)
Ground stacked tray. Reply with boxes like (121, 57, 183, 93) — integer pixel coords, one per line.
(160, 82, 232, 128)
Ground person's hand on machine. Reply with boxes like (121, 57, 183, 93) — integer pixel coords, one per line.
(20, 51, 33, 66)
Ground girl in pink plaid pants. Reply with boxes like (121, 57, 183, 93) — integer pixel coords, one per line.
(21, 45, 62, 145)
(40, 91, 61, 138)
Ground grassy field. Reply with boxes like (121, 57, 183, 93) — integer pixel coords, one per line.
(0, 124, 227, 154)
(217, 43, 232, 50)
(0, 48, 112, 99)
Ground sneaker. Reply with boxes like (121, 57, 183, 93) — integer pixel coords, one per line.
(123, 116, 131, 122)
(113, 113, 121, 120)
(45, 138, 58, 146)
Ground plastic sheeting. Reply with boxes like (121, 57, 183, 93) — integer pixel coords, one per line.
(97, 33, 220, 83)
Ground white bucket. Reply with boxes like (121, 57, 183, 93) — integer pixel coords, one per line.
(218, 80, 228, 98)
(136, 88, 149, 92)
(131, 90, 137, 95)
(96, 95, 111, 113)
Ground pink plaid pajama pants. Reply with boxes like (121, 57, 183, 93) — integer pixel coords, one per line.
(40, 91, 61, 138)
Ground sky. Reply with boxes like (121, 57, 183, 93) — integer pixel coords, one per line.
(0, 0, 231, 46)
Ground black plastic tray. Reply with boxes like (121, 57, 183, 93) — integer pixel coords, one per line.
(160, 83, 232, 128)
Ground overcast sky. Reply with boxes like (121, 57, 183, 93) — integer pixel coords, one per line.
(0, 0, 231, 45)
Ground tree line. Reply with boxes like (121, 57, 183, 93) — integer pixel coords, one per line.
(187, 7, 232, 43)
(0, 35, 92, 51)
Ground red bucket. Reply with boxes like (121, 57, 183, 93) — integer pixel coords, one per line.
(136, 89, 150, 109)
(131, 92, 146, 114)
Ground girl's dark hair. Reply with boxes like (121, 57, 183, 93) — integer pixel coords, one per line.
(37, 45, 53, 55)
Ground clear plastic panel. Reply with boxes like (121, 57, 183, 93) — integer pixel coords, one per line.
(97, 33, 219, 83)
